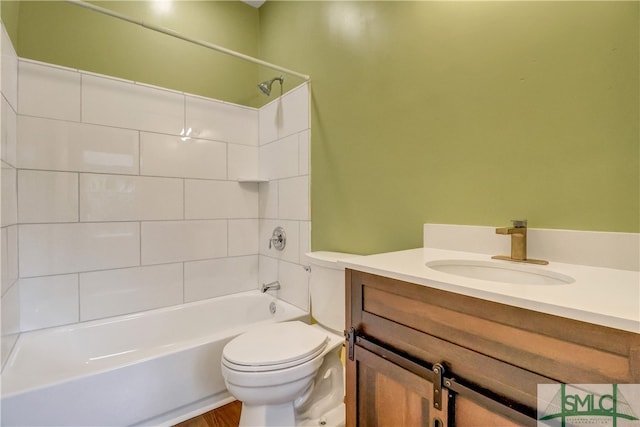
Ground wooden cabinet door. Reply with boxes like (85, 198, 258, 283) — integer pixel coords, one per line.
(347, 345, 448, 427)
(345, 338, 534, 427)
(454, 396, 524, 427)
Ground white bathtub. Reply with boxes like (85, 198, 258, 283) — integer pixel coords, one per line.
(1, 290, 308, 426)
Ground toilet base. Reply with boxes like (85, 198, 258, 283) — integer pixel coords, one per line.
(239, 401, 345, 427)
(239, 402, 295, 427)
(298, 403, 345, 427)
(237, 347, 346, 427)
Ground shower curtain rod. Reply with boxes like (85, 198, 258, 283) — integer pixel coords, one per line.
(64, 0, 310, 81)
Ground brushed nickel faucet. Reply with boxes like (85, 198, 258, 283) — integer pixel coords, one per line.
(492, 219, 548, 265)
(261, 280, 281, 293)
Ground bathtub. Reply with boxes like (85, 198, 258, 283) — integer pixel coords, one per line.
(1, 290, 308, 426)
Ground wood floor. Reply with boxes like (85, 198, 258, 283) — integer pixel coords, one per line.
(174, 401, 242, 427)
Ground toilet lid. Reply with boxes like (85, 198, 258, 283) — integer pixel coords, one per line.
(223, 321, 328, 371)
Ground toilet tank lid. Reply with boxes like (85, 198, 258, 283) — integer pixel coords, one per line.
(305, 251, 361, 269)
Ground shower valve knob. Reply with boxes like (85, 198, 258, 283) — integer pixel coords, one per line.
(269, 226, 286, 251)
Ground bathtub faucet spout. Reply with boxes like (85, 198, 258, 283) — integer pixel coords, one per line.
(261, 281, 281, 293)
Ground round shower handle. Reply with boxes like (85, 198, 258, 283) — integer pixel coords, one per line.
(269, 226, 286, 251)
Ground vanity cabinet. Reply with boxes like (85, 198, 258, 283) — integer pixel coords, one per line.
(345, 269, 640, 426)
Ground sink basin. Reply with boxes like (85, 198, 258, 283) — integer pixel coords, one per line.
(425, 259, 574, 285)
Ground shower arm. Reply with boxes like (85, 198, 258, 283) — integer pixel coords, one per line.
(64, 0, 311, 82)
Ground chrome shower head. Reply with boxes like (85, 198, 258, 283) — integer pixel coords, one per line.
(257, 76, 284, 96)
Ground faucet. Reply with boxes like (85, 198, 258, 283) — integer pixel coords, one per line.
(261, 280, 281, 293)
(492, 219, 548, 265)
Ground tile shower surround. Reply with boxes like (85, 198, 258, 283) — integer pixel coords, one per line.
(1, 23, 20, 368)
(1, 54, 311, 348)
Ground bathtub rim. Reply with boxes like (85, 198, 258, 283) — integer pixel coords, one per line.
(1, 290, 309, 398)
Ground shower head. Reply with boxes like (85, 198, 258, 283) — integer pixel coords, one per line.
(257, 76, 284, 96)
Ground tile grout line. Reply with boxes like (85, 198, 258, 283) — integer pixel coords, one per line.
(138, 131, 142, 176)
(77, 272, 81, 323)
(139, 220, 142, 268)
(79, 73, 83, 123)
(17, 255, 258, 282)
(182, 177, 186, 304)
(77, 172, 81, 222)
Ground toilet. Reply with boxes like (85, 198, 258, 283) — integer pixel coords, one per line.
(221, 252, 356, 427)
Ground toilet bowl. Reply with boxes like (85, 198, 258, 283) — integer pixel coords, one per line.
(222, 322, 344, 426)
(221, 252, 357, 427)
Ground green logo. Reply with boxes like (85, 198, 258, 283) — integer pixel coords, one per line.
(538, 384, 640, 427)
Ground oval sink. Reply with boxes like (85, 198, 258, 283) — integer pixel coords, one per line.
(425, 259, 574, 285)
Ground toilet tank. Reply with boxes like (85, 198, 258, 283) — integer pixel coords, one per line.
(305, 252, 360, 334)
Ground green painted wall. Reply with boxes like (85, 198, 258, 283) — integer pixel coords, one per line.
(259, 1, 639, 254)
(2, 1, 270, 107)
(3, 1, 639, 255)
(0, 0, 20, 43)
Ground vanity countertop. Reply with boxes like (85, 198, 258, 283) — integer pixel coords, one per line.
(341, 248, 640, 333)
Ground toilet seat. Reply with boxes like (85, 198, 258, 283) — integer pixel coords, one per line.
(222, 321, 328, 372)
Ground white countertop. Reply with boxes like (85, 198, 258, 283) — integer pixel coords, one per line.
(341, 248, 640, 333)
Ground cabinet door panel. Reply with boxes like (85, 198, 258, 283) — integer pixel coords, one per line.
(351, 345, 448, 427)
(455, 396, 522, 427)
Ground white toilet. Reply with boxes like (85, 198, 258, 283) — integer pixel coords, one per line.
(221, 252, 356, 427)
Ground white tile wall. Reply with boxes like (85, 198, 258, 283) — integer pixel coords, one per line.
(256, 83, 311, 312)
(228, 219, 259, 256)
(184, 255, 258, 302)
(18, 170, 79, 223)
(2, 96, 17, 166)
(80, 263, 183, 321)
(299, 130, 310, 175)
(19, 222, 140, 277)
(1, 332, 18, 370)
(18, 61, 81, 121)
(299, 221, 311, 263)
(259, 133, 299, 180)
(258, 255, 278, 287)
(1, 226, 18, 295)
(1, 25, 18, 111)
(185, 180, 258, 219)
(278, 176, 309, 220)
(19, 274, 79, 331)
(141, 220, 227, 265)
(258, 99, 279, 146)
(82, 73, 183, 134)
(185, 95, 258, 145)
(278, 260, 310, 311)
(1, 161, 17, 227)
(277, 84, 310, 140)
(1, 23, 19, 368)
(9, 58, 311, 333)
(17, 116, 139, 174)
(1, 282, 20, 336)
(259, 83, 310, 144)
(5, 226, 18, 291)
(140, 133, 227, 180)
(79, 174, 183, 222)
(228, 143, 258, 180)
(259, 181, 278, 219)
